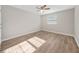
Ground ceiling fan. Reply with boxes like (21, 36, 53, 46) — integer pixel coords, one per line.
(36, 5, 50, 11)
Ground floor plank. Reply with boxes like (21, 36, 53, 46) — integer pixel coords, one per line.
(1, 31, 79, 53)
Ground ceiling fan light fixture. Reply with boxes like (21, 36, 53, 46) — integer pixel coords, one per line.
(36, 5, 50, 10)
(36, 5, 50, 14)
(40, 10, 44, 13)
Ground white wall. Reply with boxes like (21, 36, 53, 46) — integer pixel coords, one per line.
(2, 6, 40, 41)
(74, 6, 79, 47)
(41, 9, 74, 36)
(1, 5, 75, 43)
(0, 6, 1, 49)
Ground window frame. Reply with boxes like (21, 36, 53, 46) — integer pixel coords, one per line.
(47, 15, 57, 24)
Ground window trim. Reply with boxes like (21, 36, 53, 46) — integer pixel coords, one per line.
(47, 15, 57, 24)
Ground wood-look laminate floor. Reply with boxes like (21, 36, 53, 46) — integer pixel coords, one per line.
(1, 31, 79, 53)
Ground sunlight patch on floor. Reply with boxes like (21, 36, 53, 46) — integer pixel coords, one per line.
(28, 37, 46, 48)
(3, 37, 46, 53)
(3, 44, 23, 53)
(19, 41, 36, 53)
(3, 41, 36, 53)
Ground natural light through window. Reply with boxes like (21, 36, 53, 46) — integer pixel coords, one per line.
(28, 37, 46, 48)
(3, 37, 46, 53)
(47, 15, 57, 24)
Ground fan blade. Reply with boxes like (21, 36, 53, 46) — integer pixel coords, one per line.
(43, 5, 47, 7)
(43, 8, 50, 10)
(41, 5, 47, 9)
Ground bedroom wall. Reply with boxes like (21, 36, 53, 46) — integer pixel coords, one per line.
(41, 9, 74, 36)
(74, 6, 79, 47)
(2, 6, 40, 41)
(0, 6, 1, 49)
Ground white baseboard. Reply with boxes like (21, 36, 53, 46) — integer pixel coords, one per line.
(2, 29, 79, 48)
(42, 30, 79, 48)
(74, 35, 79, 48)
(42, 30, 74, 37)
(2, 30, 40, 42)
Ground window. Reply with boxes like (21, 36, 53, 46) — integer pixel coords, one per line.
(47, 15, 57, 24)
